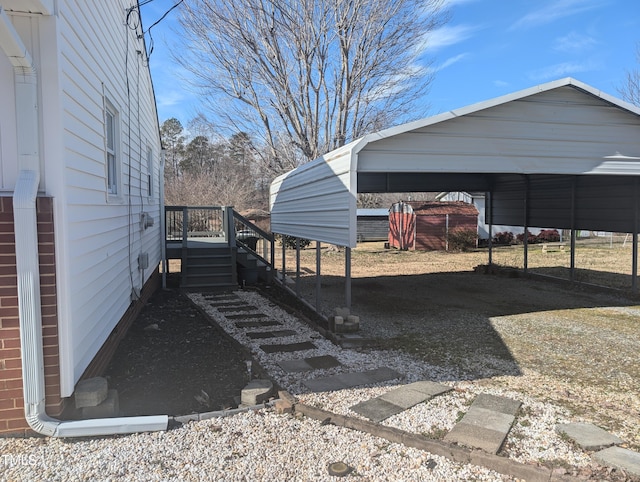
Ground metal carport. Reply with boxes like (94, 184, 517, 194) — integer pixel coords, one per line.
(269, 78, 640, 310)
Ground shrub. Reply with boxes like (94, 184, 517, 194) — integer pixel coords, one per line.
(278, 234, 312, 249)
(448, 229, 478, 252)
(536, 229, 560, 242)
(492, 231, 514, 245)
(516, 231, 537, 244)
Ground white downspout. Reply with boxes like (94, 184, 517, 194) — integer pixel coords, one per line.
(2, 6, 167, 437)
(160, 149, 167, 288)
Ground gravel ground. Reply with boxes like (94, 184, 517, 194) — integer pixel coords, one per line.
(1, 253, 638, 480)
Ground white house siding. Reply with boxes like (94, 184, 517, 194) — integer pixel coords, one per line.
(51, 0, 162, 395)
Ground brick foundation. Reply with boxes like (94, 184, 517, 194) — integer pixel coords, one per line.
(0, 197, 62, 435)
(0, 195, 161, 435)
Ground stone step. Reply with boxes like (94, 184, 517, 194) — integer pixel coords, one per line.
(556, 422, 623, 451)
(303, 367, 403, 393)
(260, 341, 317, 353)
(278, 355, 342, 373)
(350, 381, 452, 423)
(443, 393, 521, 454)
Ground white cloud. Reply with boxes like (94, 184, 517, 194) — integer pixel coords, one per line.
(528, 60, 599, 81)
(511, 0, 607, 30)
(493, 80, 509, 88)
(427, 53, 469, 74)
(421, 24, 480, 52)
(554, 31, 597, 53)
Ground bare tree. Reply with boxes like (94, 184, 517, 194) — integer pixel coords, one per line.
(619, 42, 640, 107)
(176, 0, 446, 173)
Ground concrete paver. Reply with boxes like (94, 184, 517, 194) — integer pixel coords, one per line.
(350, 398, 405, 422)
(245, 330, 298, 339)
(260, 341, 317, 353)
(444, 394, 521, 454)
(350, 381, 451, 422)
(592, 446, 640, 477)
(556, 422, 623, 451)
(235, 320, 282, 328)
(303, 368, 402, 393)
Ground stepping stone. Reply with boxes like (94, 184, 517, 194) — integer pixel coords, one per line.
(351, 398, 404, 422)
(350, 381, 452, 422)
(278, 355, 342, 373)
(235, 320, 282, 328)
(593, 447, 640, 477)
(444, 393, 521, 454)
(226, 313, 269, 320)
(217, 305, 259, 313)
(246, 330, 298, 340)
(260, 341, 317, 353)
(303, 367, 402, 392)
(306, 355, 342, 370)
(556, 423, 623, 451)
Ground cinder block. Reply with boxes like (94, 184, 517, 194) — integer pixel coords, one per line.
(75, 377, 108, 408)
(81, 389, 119, 419)
(334, 307, 350, 318)
(346, 315, 360, 324)
(241, 379, 274, 406)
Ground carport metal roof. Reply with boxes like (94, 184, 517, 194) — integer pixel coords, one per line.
(270, 78, 640, 249)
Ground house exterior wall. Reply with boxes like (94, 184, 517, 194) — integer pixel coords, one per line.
(0, 196, 62, 434)
(53, 0, 163, 396)
(1, 2, 163, 400)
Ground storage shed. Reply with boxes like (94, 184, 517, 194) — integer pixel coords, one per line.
(409, 201, 478, 251)
(356, 209, 390, 242)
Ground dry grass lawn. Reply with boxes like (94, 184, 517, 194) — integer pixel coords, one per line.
(275, 241, 640, 449)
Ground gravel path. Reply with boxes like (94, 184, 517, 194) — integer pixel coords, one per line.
(1, 282, 637, 481)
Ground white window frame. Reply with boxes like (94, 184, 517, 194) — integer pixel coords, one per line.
(105, 101, 120, 197)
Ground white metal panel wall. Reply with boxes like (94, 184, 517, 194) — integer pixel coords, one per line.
(357, 86, 640, 176)
(55, 0, 163, 395)
(270, 143, 358, 247)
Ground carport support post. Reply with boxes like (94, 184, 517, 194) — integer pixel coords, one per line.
(523, 177, 529, 274)
(315, 241, 321, 312)
(295, 238, 301, 297)
(487, 192, 493, 266)
(345, 247, 352, 310)
(633, 178, 639, 292)
(570, 178, 576, 282)
(281, 239, 286, 282)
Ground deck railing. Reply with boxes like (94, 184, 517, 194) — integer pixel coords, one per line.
(164, 205, 275, 267)
(165, 206, 231, 247)
(232, 210, 275, 268)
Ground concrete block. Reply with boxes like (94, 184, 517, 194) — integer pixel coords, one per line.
(241, 379, 274, 405)
(346, 315, 360, 324)
(75, 377, 108, 409)
(334, 307, 350, 317)
(81, 389, 119, 419)
(334, 316, 344, 325)
(557, 423, 623, 451)
(592, 446, 640, 477)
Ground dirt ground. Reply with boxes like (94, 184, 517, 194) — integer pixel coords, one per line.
(106, 242, 640, 450)
(105, 289, 251, 416)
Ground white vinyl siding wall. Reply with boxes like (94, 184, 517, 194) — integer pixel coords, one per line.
(54, 0, 162, 395)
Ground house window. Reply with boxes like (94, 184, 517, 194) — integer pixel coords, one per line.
(147, 146, 154, 198)
(105, 104, 118, 195)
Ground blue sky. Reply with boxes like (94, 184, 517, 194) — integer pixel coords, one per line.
(140, 0, 639, 130)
